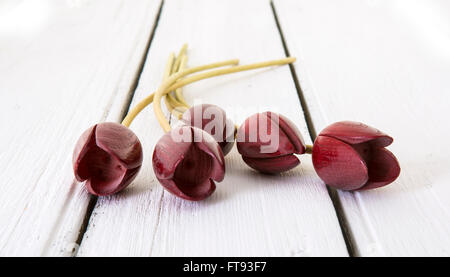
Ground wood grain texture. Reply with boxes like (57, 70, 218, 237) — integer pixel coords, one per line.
(77, 0, 348, 256)
(0, 0, 162, 256)
(273, 0, 450, 256)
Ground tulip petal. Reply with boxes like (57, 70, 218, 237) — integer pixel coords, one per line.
(173, 143, 212, 184)
(181, 104, 227, 132)
(152, 128, 192, 180)
(85, 164, 126, 196)
(219, 118, 236, 156)
(152, 126, 225, 201)
(237, 112, 297, 158)
(171, 141, 217, 200)
(357, 148, 401, 190)
(73, 123, 142, 196)
(192, 127, 225, 182)
(320, 121, 393, 148)
(182, 104, 236, 156)
(95, 122, 143, 168)
(242, 155, 300, 174)
(74, 129, 127, 196)
(158, 178, 216, 201)
(312, 136, 368, 190)
(271, 113, 306, 154)
(73, 125, 96, 181)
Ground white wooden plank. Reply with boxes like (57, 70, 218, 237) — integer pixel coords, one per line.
(78, 0, 348, 257)
(273, 0, 450, 256)
(0, 0, 162, 256)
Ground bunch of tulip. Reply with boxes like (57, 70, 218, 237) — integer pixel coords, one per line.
(73, 44, 400, 200)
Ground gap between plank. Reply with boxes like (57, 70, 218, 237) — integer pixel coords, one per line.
(74, 0, 165, 256)
(120, 1, 165, 121)
(270, 0, 356, 257)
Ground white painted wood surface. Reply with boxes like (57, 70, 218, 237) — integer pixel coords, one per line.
(77, 0, 348, 256)
(0, 0, 162, 256)
(273, 0, 450, 256)
(2, 0, 448, 257)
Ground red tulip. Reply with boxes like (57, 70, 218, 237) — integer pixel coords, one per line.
(152, 126, 225, 201)
(73, 122, 143, 196)
(181, 104, 235, 156)
(312, 121, 400, 191)
(236, 112, 306, 174)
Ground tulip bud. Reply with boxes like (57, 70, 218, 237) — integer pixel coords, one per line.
(152, 126, 225, 201)
(312, 121, 400, 191)
(236, 112, 306, 174)
(181, 104, 236, 156)
(73, 122, 143, 196)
